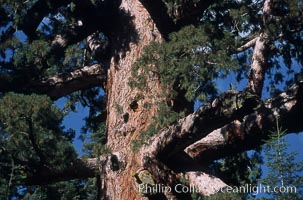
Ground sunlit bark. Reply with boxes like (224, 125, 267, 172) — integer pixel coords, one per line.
(247, 0, 272, 96)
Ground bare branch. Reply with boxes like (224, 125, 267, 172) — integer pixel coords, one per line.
(184, 171, 228, 196)
(235, 37, 258, 53)
(137, 82, 303, 197)
(247, 0, 273, 96)
(185, 81, 303, 162)
(232, 28, 303, 55)
(25, 157, 101, 185)
(142, 81, 303, 163)
(38, 64, 107, 99)
(1, 64, 107, 99)
(247, 34, 268, 96)
(142, 91, 261, 160)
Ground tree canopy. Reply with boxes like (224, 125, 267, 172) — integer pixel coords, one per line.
(0, 0, 303, 199)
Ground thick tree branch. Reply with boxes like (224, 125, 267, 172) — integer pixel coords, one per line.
(234, 37, 258, 53)
(247, 34, 269, 96)
(38, 64, 107, 99)
(1, 64, 107, 99)
(142, 91, 261, 160)
(25, 158, 101, 185)
(185, 81, 303, 162)
(143, 81, 303, 164)
(25, 152, 130, 186)
(137, 81, 303, 197)
(247, 0, 273, 96)
(30, 82, 302, 187)
(140, 150, 229, 197)
(184, 171, 228, 196)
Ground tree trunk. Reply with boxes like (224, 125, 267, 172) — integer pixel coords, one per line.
(104, 0, 163, 199)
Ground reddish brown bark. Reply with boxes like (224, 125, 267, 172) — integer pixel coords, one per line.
(41, 64, 106, 99)
(103, 0, 163, 199)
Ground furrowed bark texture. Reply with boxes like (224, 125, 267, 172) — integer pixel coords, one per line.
(103, 0, 163, 199)
(247, 34, 268, 96)
(142, 91, 261, 160)
(185, 81, 303, 162)
(247, 0, 272, 96)
(25, 158, 100, 185)
(39, 64, 106, 100)
(0, 64, 106, 100)
(142, 81, 303, 163)
(137, 81, 303, 197)
(185, 171, 228, 196)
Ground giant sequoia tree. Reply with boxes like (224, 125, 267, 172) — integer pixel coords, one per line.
(1, 0, 303, 199)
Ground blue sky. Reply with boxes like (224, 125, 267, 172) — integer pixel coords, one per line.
(55, 98, 89, 156)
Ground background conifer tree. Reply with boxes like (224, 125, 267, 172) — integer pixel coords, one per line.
(259, 118, 303, 200)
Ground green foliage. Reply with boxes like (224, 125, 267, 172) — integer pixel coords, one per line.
(259, 119, 303, 199)
(0, 93, 78, 199)
(217, 152, 262, 187)
(132, 122, 158, 152)
(114, 103, 123, 114)
(12, 39, 56, 80)
(131, 24, 238, 103)
(55, 87, 108, 158)
(163, 0, 201, 19)
(63, 44, 84, 69)
(14, 40, 50, 66)
(74, 88, 109, 157)
(20, 178, 98, 200)
(190, 150, 263, 200)
(82, 123, 110, 157)
(0, 36, 20, 60)
(130, 24, 240, 151)
(132, 102, 183, 152)
(155, 102, 184, 128)
(0, 0, 32, 29)
(194, 0, 303, 95)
